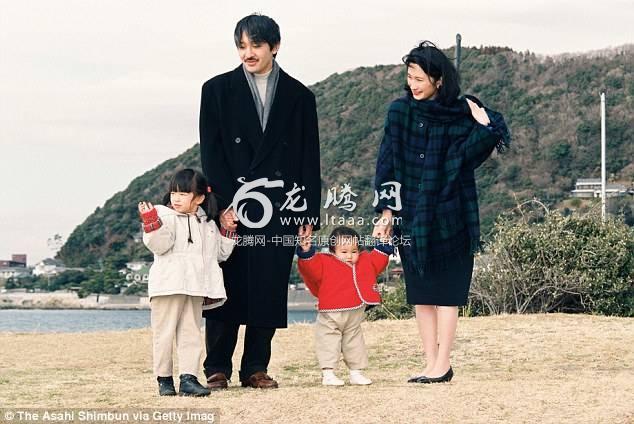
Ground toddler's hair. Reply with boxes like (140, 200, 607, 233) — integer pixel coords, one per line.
(328, 226, 360, 253)
(162, 168, 218, 221)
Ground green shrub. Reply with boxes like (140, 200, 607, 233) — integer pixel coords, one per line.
(569, 198, 582, 208)
(470, 202, 634, 316)
(366, 277, 414, 321)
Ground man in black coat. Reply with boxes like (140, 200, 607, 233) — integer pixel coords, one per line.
(199, 14, 321, 389)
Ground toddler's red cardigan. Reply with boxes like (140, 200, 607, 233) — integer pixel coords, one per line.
(296, 244, 393, 312)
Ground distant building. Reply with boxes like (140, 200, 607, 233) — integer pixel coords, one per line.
(124, 264, 150, 286)
(571, 178, 628, 198)
(125, 261, 149, 272)
(0, 266, 31, 280)
(0, 253, 27, 268)
(32, 258, 67, 277)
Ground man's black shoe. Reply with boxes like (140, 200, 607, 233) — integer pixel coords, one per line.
(179, 374, 211, 397)
(157, 376, 177, 396)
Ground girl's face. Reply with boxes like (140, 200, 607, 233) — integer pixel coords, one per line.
(170, 191, 204, 214)
(407, 63, 441, 101)
(333, 238, 360, 265)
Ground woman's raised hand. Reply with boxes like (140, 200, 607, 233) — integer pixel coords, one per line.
(466, 98, 491, 126)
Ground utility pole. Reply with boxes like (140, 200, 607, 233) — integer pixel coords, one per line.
(601, 92, 607, 221)
(455, 34, 462, 74)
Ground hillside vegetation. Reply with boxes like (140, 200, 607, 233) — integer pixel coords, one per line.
(58, 45, 634, 267)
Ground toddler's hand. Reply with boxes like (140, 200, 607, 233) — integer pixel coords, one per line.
(298, 225, 313, 252)
(372, 211, 393, 239)
(299, 235, 312, 252)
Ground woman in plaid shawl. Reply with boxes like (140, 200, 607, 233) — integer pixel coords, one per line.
(373, 41, 510, 384)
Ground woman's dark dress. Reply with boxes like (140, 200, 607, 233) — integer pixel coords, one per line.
(375, 95, 509, 306)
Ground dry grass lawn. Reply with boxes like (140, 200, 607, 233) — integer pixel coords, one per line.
(0, 314, 633, 423)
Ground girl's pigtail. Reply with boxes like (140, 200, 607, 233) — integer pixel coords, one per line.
(205, 186, 219, 221)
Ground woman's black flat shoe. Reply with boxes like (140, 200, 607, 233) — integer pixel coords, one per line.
(414, 367, 453, 384)
(407, 375, 425, 383)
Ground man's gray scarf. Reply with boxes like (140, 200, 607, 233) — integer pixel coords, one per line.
(242, 60, 280, 131)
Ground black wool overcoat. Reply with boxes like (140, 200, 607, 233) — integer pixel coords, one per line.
(199, 65, 321, 328)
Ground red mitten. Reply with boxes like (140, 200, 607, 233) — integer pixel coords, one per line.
(140, 208, 162, 233)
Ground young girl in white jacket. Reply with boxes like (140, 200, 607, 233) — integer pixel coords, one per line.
(139, 168, 237, 397)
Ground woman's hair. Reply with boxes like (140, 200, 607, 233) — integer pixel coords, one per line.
(328, 226, 361, 253)
(162, 168, 218, 221)
(234, 13, 281, 58)
(402, 40, 461, 105)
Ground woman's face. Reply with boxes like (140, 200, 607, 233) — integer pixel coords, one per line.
(407, 63, 441, 101)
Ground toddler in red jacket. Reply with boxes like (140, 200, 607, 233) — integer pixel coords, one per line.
(297, 226, 393, 386)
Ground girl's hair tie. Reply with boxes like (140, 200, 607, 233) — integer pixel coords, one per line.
(207, 186, 212, 193)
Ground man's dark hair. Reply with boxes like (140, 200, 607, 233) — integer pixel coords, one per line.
(234, 14, 281, 58)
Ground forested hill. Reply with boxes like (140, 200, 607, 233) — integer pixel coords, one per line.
(58, 45, 634, 267)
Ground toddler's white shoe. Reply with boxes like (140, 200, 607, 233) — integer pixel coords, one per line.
(349, 370, 372, 385)
(322, 370, 345, 386)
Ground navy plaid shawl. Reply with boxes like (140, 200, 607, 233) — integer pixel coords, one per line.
(375, 94, 511, 277)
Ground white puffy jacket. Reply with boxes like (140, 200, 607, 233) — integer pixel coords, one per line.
(143, 205, 235, 309)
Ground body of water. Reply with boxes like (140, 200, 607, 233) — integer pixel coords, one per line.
(0, 309, 317, 333)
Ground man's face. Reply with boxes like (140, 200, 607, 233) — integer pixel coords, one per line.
(237, 32, 278, 75)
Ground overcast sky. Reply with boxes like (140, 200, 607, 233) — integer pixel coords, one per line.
(1, 0, 632, 265)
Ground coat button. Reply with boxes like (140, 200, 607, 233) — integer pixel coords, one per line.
(235, 137, 241, 143)
(419, 153, 425, 159)
(418, 122, 424, 128)
(274, 201, 281, 208)
(274, 170, 282, 177)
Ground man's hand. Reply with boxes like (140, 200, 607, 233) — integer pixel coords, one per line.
(219, 207, 238, 231)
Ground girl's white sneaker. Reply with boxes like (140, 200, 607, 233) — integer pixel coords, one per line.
(349, 370, 372, 385)
(322, 370, 345, 386)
